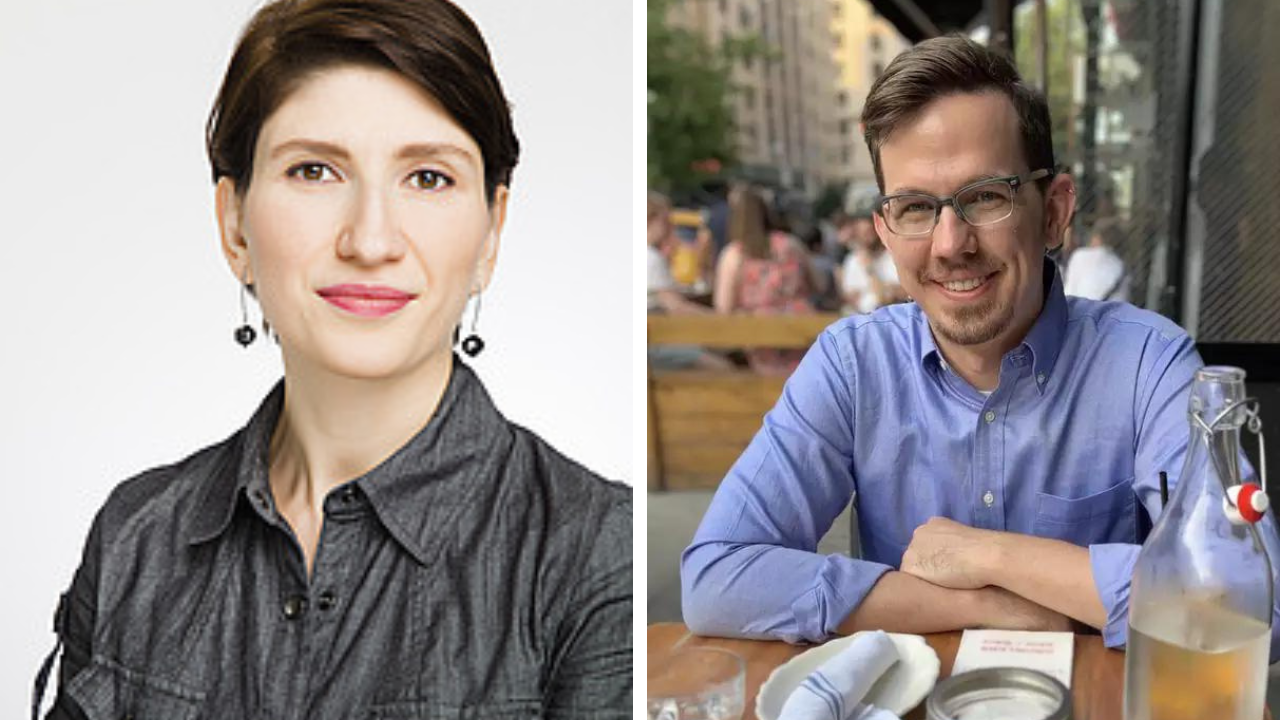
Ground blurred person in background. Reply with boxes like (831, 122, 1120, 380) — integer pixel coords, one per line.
(648, 191, 733, 370)
(649, 191, 716, 315)
(713, 186, 816, 374)
(1064, 217, 1129, 302)
(803, 225, 842, 312)
(702, 179, 732, 261)
(836, 211, 906, 314)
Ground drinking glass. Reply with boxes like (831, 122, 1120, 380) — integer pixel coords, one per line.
(648, 646, 746, 720)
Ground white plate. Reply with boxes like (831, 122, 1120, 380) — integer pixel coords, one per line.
(755, 632, 941, 719)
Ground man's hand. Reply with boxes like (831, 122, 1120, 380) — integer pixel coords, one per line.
(900, 517, 1001, 590)
(902, 518, 1108, 630)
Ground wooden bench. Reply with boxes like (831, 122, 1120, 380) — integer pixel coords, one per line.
(647, 313, 842, 490)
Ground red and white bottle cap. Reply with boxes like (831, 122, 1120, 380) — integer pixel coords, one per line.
(1225, 483, 1270, 525)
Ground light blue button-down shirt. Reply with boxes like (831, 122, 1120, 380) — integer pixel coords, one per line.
(682, 260, 1276, 652)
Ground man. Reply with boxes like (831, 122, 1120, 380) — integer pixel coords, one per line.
(682, 36, 1271, 654)
(1063, 217, 1129, 302)
(837, 211, 905, 314)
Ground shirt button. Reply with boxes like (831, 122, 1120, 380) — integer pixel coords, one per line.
(317, 590, 338, 612)
(339, 487, 357, 505)
(984, 410, 996, 423)
(282, 595, 308, 620)
(253, 489, 270, 509)
(983, 490, 995, 507)
(1037, 372, 1047, 384)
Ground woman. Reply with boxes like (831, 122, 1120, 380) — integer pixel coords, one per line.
(712, 187, 817, 374)
(33, 1, 631, 717)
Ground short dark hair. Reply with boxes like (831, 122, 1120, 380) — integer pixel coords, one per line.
(1091, 217, 1125, 248)
(861, 35, 1053, 193)
(206, 0, 519, 203)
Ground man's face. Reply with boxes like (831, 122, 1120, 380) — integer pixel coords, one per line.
(875, 91, 1065, 349)
(851, 218, 878, 250)
(838, 217, 876, 250)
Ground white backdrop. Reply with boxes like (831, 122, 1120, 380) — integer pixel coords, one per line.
(0, 0, 633, 707)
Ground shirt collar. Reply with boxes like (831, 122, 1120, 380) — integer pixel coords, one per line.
(915, 257, 1067, 389)
(185, 355, 511, 566)
(1020, 258, 1068, 389)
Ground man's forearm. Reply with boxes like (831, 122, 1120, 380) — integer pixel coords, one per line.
(984, 533, 1108, 630)
(836, 571, 1072, 636)
(900, 519, 1109, 631)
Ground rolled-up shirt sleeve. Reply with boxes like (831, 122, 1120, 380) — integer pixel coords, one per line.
(681, 329, 892, 644)
(1091, 331, 1202, 649)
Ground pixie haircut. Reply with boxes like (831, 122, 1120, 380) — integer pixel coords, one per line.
(206, 0, 520, 203)
(861, 35, 1053, 193)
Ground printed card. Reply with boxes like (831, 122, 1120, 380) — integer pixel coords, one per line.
(951, 629, 1074, 688)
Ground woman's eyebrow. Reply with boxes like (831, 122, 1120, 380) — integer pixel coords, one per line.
(395, 142, 478, 166)
(269, 138, 350, 161)
(267, 139, 477, 168)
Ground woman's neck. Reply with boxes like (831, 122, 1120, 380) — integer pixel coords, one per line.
(267, 349, 454, 515)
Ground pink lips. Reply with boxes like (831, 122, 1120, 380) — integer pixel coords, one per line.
(317, 284, 417, 317)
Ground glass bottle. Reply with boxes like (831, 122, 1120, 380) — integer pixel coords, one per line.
(1124, 366, 1274, 720)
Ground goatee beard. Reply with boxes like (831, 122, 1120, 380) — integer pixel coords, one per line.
(932, 292, 1013, 346)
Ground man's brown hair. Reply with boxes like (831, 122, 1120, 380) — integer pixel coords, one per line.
(207, 0, 520, 203)
(861, 35, 1053, 193)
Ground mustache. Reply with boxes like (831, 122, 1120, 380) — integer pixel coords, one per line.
(919, 257, 1002, 283)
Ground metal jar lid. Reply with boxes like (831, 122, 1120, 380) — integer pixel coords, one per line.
(926, 667, 1072, 720)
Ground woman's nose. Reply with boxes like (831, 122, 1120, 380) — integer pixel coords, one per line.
(336, 185, 407, 264)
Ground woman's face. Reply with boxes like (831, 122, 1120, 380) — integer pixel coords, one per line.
(218, 64, 507, 381)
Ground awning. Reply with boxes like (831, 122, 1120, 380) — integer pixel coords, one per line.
(864, 0, 986, 43)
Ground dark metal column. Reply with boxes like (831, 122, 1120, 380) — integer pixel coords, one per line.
(987, 0, 1015, 55)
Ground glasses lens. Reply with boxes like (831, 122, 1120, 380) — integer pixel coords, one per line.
(884, 196, 937, 234)
(957, 181, 1015, 226)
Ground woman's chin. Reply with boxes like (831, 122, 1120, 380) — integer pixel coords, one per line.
(286, 338, 450, 383)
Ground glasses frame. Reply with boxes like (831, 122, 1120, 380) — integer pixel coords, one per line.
(875, 168, 1055, 236)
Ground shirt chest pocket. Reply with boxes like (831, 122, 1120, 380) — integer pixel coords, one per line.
(65, 658, 204, 720)
(369, 699, 542, 719)
(1031, 476, 1138, 547)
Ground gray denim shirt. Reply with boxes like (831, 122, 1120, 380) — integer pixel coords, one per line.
(44, 358, 632, 719)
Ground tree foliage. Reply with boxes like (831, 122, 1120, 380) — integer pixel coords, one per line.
(647, 0, 740, 193)
(1014, 0, 1085, 167)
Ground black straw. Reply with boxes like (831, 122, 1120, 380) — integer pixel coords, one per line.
(1159, 471, 1169, 507)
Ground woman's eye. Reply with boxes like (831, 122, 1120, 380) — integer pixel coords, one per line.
(410, 169, 453, 191)
(287, 163, 336, 182)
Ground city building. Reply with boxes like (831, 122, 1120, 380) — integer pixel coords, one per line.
(666, 0, 842, 197)
(830, 0, 910, 204)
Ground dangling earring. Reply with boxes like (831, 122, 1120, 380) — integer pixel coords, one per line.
(234, 267, 257, 347)
(460, 291, 485, 357)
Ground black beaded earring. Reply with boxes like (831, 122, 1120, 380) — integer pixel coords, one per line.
(460, 291, 485, 357)
(234, 269, 257, 347)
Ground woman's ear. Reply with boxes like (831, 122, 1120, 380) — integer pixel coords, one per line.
(216, 177, 251, 282)
(477, 184, 509, 292)
(1042, 173, 1076, 251)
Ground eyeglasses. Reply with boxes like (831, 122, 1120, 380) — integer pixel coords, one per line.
(876, 168, 1054, 236)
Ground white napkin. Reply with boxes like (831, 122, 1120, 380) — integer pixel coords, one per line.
(777, 631, 902, 720)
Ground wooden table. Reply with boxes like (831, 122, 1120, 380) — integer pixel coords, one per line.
(649, 622, 1128, 720)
